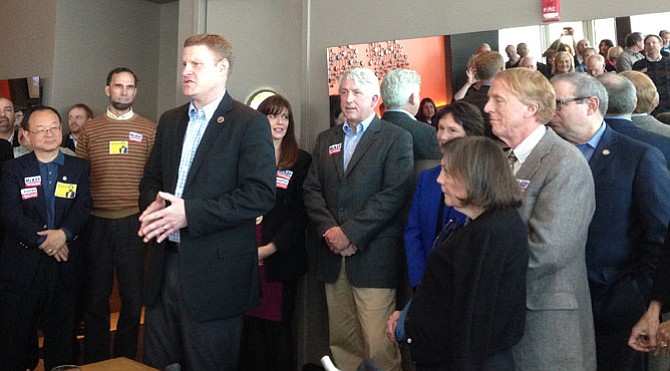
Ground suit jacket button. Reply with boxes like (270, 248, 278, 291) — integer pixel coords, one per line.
(407, 338, 412, 344)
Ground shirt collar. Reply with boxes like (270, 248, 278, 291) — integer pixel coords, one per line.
(343, 113, 375, 135)
(584, 121, 607, 149)
(189, 93, 225, 123)
(38, 150, 65, 166)
(606, 115, 633, 122)
(106, 107, 135, 120)
(512, 125, 547, 166)
(385, 108, 416, 120)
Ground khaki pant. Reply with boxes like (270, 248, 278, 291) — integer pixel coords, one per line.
(324, 262, 401, 371)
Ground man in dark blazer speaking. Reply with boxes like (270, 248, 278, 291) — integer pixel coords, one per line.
(304, 67, 413, 371)
(138, 34, 276, 371)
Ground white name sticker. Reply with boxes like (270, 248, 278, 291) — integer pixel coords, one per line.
(516, 179, 530, 192)
(276, 170, 294, 189)
(328, 143, 342, 156)
(129, 132, 143, 142)
(24, 175, 42, 187)
(21, 187, 38, 200)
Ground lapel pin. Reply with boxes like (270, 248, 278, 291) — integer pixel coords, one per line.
(602, 149, 610, 156)
(217, 116, 225, 124)
(62, 176, 67, 181)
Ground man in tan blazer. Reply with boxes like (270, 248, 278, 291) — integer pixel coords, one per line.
(484, 68, 597, 370)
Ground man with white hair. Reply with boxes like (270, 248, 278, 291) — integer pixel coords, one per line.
(518, 56, 538, 70)
(477, 43, 492, 55)
(599, 73, 670, 164)
(380, 68, 440, 160)
(586, 54, 607, 77)
(304, 67, 413, 371)
(517, 44, 550, 77)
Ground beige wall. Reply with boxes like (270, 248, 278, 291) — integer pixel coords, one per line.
(1, 0, 178, 123)
(51, 0, 163, 121)
(204, 0, 304, 138)
(0, 0, 57, 103)
(157, 1, 180, 117)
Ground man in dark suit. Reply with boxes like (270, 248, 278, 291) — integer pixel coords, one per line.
(380, 68, 440, 160)
(551, 72, 670, 371)
(0, 106, 91, 370)
(598, 73, 670, 166)
(138, 33, 276, 371)
(304, 67, 413, 371)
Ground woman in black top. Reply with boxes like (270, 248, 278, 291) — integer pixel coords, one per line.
(240, 95, 312, 371)
(388, 136, 528, 370)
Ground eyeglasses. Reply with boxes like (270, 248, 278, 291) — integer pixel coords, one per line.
(555, 97, 590, 110)
(30, 126, 61, 137)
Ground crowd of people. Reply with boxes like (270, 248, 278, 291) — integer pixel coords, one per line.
(1, 28, 670, 371)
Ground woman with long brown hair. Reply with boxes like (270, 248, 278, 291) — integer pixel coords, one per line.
(240, 94, 312, 371)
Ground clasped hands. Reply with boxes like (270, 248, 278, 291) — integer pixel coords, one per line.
(323, 226, 357, 257)
(138, 191, 188, 243)
(37, 229, 69, 262)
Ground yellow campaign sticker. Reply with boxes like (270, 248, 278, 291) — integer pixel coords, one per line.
(55, 182, 77, 199)
(109, 141, 129, 154)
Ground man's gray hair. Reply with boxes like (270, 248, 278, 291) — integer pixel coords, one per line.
(339, 68, 380, 97)
(380, 69, 421, 109)
(597, 73, 637, 115)
(551, 72, 608, 117)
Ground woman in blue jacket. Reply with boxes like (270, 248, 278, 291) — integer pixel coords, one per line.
(404, 101, 485, 288)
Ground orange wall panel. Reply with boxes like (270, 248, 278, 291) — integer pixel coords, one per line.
(328, 36, 448, 110)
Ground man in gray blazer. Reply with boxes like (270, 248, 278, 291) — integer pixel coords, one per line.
(484, 68, 597, 370)
(380, 68, 440, 160)
(304, 67, 413, 371)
